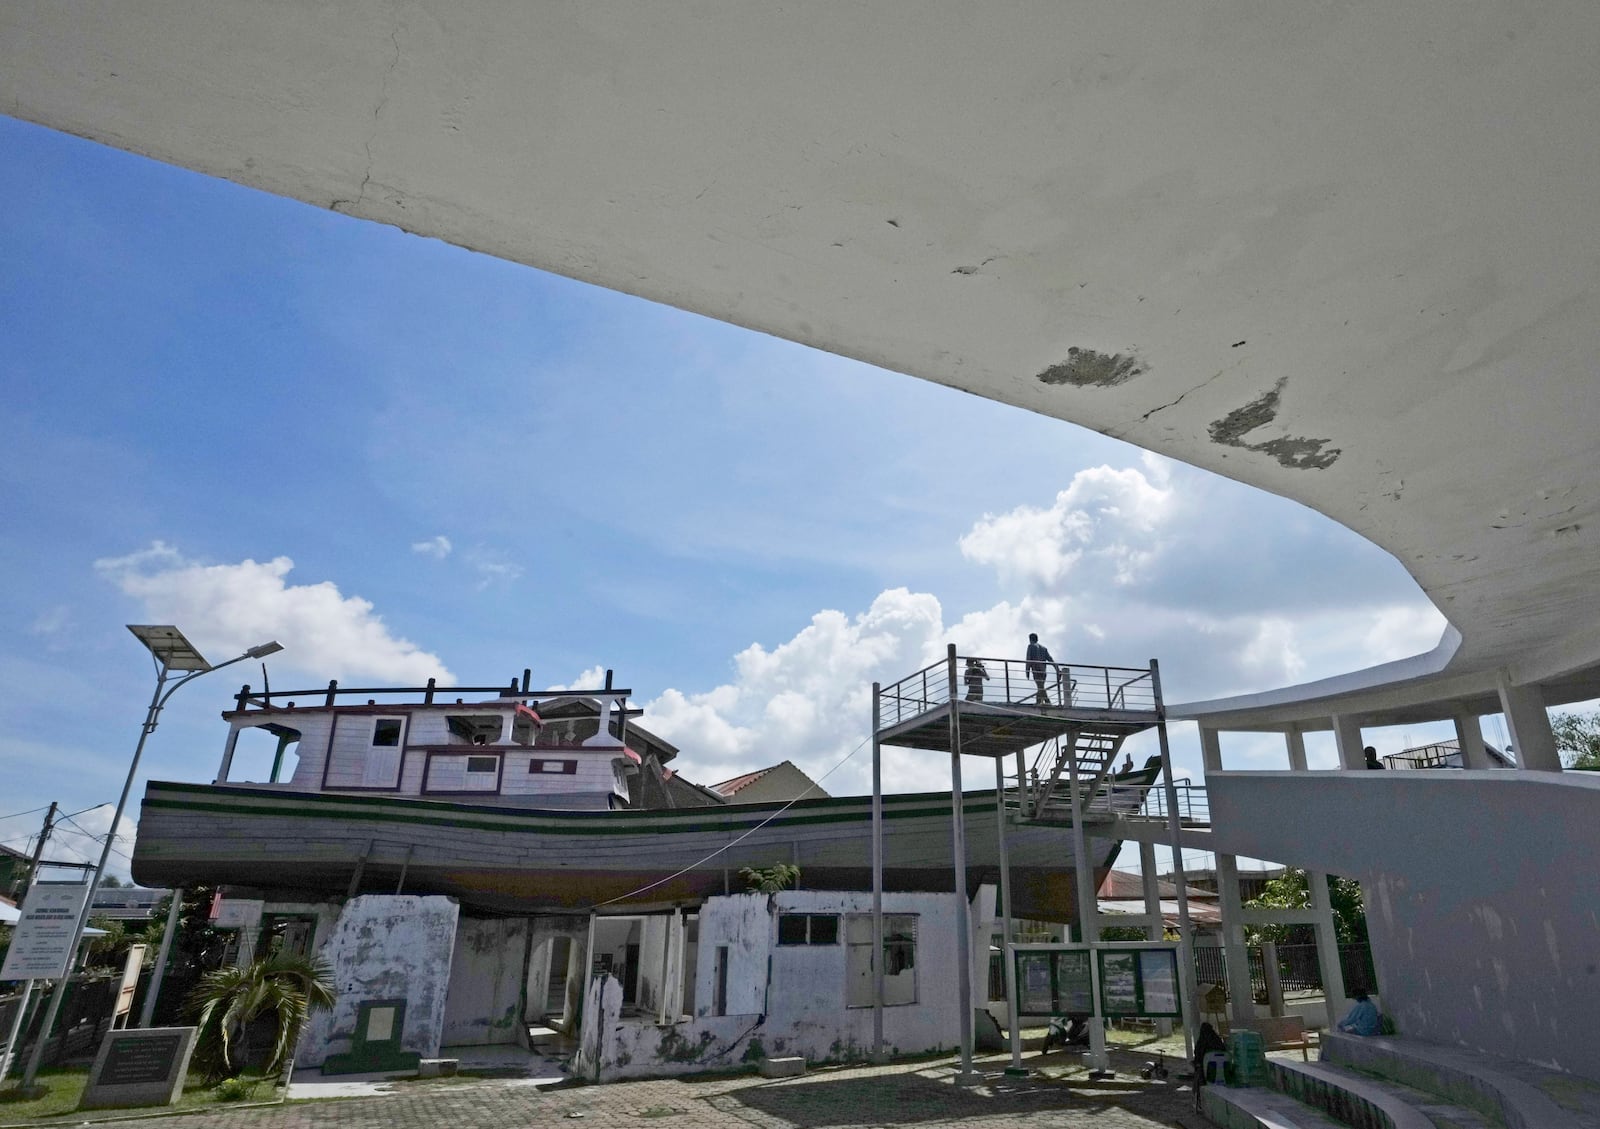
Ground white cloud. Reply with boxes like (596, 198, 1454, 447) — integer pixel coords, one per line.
(411, 535, 453, 559)
(642, 456, 1446, 796)
(466, 549, 523, 590)
(95, 542, 454, 683)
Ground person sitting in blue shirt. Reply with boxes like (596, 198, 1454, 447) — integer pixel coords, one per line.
(1337, 989, 1381, 1035)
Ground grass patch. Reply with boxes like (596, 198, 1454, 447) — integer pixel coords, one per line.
(0, 1066, 281, 1122)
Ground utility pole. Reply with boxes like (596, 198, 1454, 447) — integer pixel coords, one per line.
(0, 803, 58, 1082)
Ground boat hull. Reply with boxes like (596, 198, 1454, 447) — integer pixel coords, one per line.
(133, 780, 1132, 921)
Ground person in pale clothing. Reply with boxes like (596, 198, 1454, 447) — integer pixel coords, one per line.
(1337, 989, 1381, 1036)
(963, 657, 989, 701)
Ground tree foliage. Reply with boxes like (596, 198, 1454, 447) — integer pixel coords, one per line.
(186, 950, 336, 1082)
(1243, 868, 1367, 946)
(741, 863, 800, 894)
(1551, 710, 1600, 769)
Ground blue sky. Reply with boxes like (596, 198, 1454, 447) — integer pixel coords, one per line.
(1, 114, 1466, 877)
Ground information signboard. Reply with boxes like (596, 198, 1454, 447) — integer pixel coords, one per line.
(1096, 946, 1183, 1017)
(1012, 948, 1093, 1016)
(0, 882, 91, 980)
(1011, 944, 1184, 1019)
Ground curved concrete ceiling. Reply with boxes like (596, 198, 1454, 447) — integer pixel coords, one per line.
(6, 2, 1599, 699)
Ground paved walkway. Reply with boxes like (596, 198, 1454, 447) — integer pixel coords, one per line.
(127, 1050, 1208, 1129)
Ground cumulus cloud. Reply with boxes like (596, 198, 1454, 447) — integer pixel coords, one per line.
(642, 456, 1446, 796)
(411, 535, 453, 559)
(96, 542, 454, 683)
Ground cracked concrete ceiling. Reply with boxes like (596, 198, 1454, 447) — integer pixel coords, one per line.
(5, 1, 1598, 711)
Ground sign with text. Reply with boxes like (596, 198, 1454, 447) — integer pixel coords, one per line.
(80, 1027, 196, 1110)
(1011, 943, 1184, 1019)
(0, 882, 92, 980)
(1097, 946, 1183, 1018)
(1012, 948, 1093, 1017)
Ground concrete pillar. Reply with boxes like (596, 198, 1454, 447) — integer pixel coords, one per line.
(1284, 724, 1309, 772)
(1496, 673, 1561, 771)
(1453, 713, 1492, 769)
(1139, 841, 1163, 939)
(1261, 941, 1285, 1017)
(1215, 854, 1255, 1024)
(1140, 841, 1175, 1036)
(1330, 714, 1365, 770)
(1306, 870, 1347, 1030)
(1198, 726, 1223, 772)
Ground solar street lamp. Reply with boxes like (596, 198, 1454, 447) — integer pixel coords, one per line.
(20, 626, 282, 1089)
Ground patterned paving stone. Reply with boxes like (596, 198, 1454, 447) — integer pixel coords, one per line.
(101, 1052, 1209, 1129)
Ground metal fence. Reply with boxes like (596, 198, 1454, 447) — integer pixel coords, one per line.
(1193, 943, 1376, 1000)
(0, 976, 122, 1067)
(880, 655, 1156, 728)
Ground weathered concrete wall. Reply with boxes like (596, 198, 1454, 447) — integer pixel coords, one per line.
(1208, 770, 1600, 1082)
(587, 889, 969, 1080)
(441, 915, 528, 1046)
(693, 893, 769, 1018)
(296, 894, 459, 1067)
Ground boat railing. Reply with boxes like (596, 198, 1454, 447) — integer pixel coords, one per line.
(230, 672, 630, 712)
(879, 655, 1155, 728)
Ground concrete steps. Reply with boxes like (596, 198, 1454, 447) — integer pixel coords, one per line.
(1201, 1031, 1600, 1129)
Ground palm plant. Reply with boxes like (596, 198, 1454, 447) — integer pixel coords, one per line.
(186, 949, 336, 1081)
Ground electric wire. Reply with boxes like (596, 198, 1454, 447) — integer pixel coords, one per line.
(592, 733, 871, 909)
(0, 805, 49, 822)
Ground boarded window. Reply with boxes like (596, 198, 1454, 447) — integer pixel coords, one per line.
(845, 913, 917, 1007)
(529, 759, 578, 775)
(777, 913, 840, 945)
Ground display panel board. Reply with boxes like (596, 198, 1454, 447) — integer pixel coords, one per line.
(1012, 948, 1093, 1017)
(1011, 944, 1183, 1019)
(1097, 946, 1183, 1017)
(0, 882, 92, 980)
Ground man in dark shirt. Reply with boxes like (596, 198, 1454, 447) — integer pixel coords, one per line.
(1025, 633, 1055, 705)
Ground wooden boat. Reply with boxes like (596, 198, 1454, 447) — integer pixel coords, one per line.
(132, 776, 1153, 921)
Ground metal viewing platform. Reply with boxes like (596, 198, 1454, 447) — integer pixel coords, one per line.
(866, 645, 1202, 1082)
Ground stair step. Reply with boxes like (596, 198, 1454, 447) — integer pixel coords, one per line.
(1271, 1059, 1495, 1129)
(1203, 1085, 1349, 1129)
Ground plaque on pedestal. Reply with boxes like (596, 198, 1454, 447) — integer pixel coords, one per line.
(80, 1027, 197, 1110)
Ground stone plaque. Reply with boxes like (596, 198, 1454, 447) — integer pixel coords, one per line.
(80, 1026, 196, 1110)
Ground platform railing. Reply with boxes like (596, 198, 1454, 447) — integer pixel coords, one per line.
(1002, 775, 1208, 825)
(878, 655, 1156, 728)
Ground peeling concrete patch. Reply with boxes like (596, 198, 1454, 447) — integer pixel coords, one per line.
(1036, 347, 1147, 388)
(1208, 377, 1341, 469)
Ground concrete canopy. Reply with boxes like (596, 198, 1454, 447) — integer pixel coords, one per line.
(6, 2, 1599, 713)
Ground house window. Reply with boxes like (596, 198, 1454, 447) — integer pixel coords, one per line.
(777, 913, 840, 946)
(845, 913, 917, 1007)
(529, 759, 578, 775)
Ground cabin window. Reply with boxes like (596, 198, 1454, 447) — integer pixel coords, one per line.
(777, 913, 839, 946)
(845, 913, 917, 1007)
(445, 713, 505, 746)
(466, 756, 498, 775)
(372, 718, 403, 746)
(529, 759, 578, 775)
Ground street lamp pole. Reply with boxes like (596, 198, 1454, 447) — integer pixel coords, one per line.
(19, 627, 281, 1091)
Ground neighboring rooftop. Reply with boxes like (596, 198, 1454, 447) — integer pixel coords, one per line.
(711, 761, 830, 805)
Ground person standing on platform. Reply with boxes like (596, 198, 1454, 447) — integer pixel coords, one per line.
(963, 657, 989, 701)
(1025, 633, 1055, 705)
(1364, 746, 1386, 770)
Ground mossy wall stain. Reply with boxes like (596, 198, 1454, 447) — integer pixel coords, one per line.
(1208, 377, 1340, 470)
(1036, 347, 1147, 388)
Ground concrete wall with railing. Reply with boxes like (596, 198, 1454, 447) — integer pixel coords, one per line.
(1207, 770, 1600, 1082)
